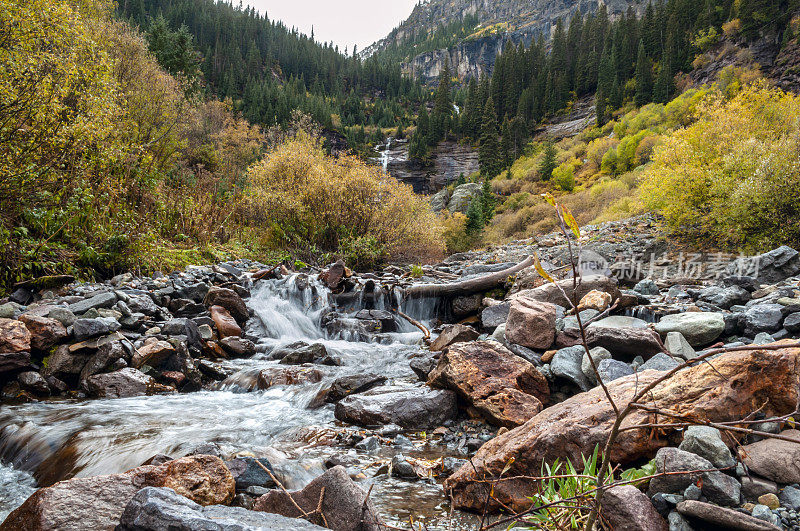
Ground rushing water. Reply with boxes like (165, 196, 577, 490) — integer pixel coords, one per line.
(0, 275, 481, 528)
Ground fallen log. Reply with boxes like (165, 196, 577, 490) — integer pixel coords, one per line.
(404, 256, 535, 298)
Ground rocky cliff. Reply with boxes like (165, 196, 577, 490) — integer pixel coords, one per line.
(366, 0, 642, 83)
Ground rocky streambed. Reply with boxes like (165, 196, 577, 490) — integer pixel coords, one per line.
(2, 217, 800, 530)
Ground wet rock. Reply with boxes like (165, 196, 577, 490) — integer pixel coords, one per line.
(744, 304, 784, 336)
(679, 426, 735, 469)
(79, 341, 127, 382)
(255, 367, 323, 390)
(118, 486, 326, 531)
(354, 309, 397, 332)
(676, 500, 781, 531)
(204, 287, 248, 324)
(0, 455, 235, 531)
(648, 447, 740, 506)
(698, 285, 751, 309)
(197, 360, 229, 381)
(602, 485, 668, 531)
(131, 340, 175, 369)
(226, 457, 276, 491)
(409, 354, 438, 381)
(739, 429, 800, 484)
(325, 373, 388, 403)
(504, 297, 557, 350)
(639, 352, 681, 372)
(665, 331, 696, 360)
(253, 465, 382, 531)
(279, 343, 327, 365)
(634, 279, 660, 296)
(557, 326, 666, 359)
(0, 317, 31, 353)
(444, 346, 800, 512)
(581, 346, 611, 384)
(210, 305, 242, 338)
(17, 371, 49, 395)
(0, 350, 31, 375)
(551, 346, 592, 391)
(354, 436, 380, 452)
(85, 367, 166, 398)
(161, 318, 202, 349)
(220, 336, 256, 357)
(481, 302, 510, 330)
(429, 324, 479, 351)
(596, 358, 633, 383)
(73, 317, 120, 341)
(428, 340, 549, 427)
(334, 385, 457, 429)
(784, 312, 800, 333)
(19, 314, 68, 352)
(726, 245, 800, 285)
(654, 312, 725, 346)
(68, 292, 117, 314)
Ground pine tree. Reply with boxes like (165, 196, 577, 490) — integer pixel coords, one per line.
(465, 195, 485, 235)
(595, 89, 607, 126)
(501, 119, 512, 168)
(479, 97, 501, 177)
(479, 177, 496, 223)
(634, 40, 653, 106)
(431, 59, 453, 142)
(538, 141, 558, 181)
(652, 59, 673, 103)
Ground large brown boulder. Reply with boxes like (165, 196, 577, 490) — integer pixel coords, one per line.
(428, 340, 549, 427)
(204, 287, 248, 324)
(602, 485, 668, 531)
(429, 324, 479, 352)
(131, 340, 175, 369)
(444, 345, 800, 513)
(739, 429, 800, 484)
(19, 315, 68, 353)
(511, 274, 621, 307)
(0, 455, 235, 531)
(504, 298, 557, 350)
(210, 305, 242, 338)
(254, 465, 382, 531)
(0, 318, 31, 353)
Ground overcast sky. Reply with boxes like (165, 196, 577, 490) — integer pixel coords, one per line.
(245, 0, 419, 53)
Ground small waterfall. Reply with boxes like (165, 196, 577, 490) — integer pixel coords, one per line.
(377, 137, 392, 172)
(249, 275, 326, 341)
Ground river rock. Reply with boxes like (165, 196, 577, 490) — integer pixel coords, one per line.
(428, 340, 549, 427)
(664, 331, 696, 360)
(118, 486, 326, 531)
(0, 350, 31, 375)
(639, 352, 681, 372)
(72, 317, 120, 341)
(219, 336, 256, 357)
(85, 367, 164, 398)
(279, 343, 327, 364)
(0, 317, 31, 353)
(647, 447, 740, 506)
(581, 346, 611, 384)
(19, 314, 68, 352)
(324, 373, 388, 403)
(654, 312, 725, 346)
(602, 485, 668, 531)
(634, 279, 660, 296)
(354, 309, 397, 332)
(726, 245, 800, 285)
(17, 370, 49, 395)
(430, 324, 479, 351)
(578, 290, 612, 312)
(744, 304, 784, 336)
(444, 345, 800, 512)
(254, 367, 323, 390)
(678, 426, 735, 469)
(0, 455, 235, 531)
(452, 294, 483, 316)
(676, 500, 781, 531)
(42, 344, 88, 381)
(204, 287, 248, 324)
(551, 345, 592, 391)
(253, 465, 382, 531)
(504, 298, 557, 350)
(557, 326, 666, 359)
(739, 429, 800, 484)
(698, 285, 751, 309)
(481, 302, 510, 329)
(131, 340, 175, 369)
(334, 385, 456, 429)
(68, 292, 117, 314)
(79, 341, 126, 382)
(596, 358, 633, 383)
(588, 315, 649, 329)
(784, 312, 800, 333)
(226, 457, 276, 491)
(210, 305, 242, 338)
(512, 274, 621, 307)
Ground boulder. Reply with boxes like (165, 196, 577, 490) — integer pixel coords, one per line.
(634, 279, 660, 296)
(219, 336, 256, 357)
(118, 486, 326, 531)
(256, 367, 323, 390)
(0, 350, 31, 375)
(676, 500, 781, 531)
(47, 307, 76, 327)
(557, 326, 666, 359)
(353, 309, 397, 332)
(512, 274, 621, 307)
(253, 465, 382, 531)
(578, 290, 612, 312)
(17, 371, 49, 395)
(428, 340, 549, 427)
(68, 292, 117, 314)
(204, 287, 248, 324)
(647, 447, 740, 506)
(444, 345, 800, 512)
(0, 455, 235, 531)
(334, 385, 456, 429)
(638, 352, 681, 372)
(504, 298, 557, 350)
(447, 183, 481, 214)
(429, 324, 479, 352)
(739, 429, 800, 484)
(654, 312, 725, 346)
(279, 343, 327, 365)
(678, 426, 735, 469)
(744, 304, 784, 336)
(226, 457, 276, 491)
(596, 358, 633, 383)
(72, 317, 120, 341)
(85, 368, 166, 398)
(19, 315, 68, 352)
(210, 306, 242, 338)
(784, 312, 800, 333)
(79, 341, 126, 382)
(551, 346, 592, 391)
(726, 245, 800, 285)
(451, 294, 483, 316)
(131, 341, 175, 369)
(588, 316, 649, 329)
(481, 302, 510, 330)
(698, 285, 751, 309)
(602, 485, 668, 531)
(664, 331, 696, 360)
(0, 318, 31, 353)
(324, 373, 388, 403)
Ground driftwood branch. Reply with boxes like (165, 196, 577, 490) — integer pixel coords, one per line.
(404, 255, 536, 298)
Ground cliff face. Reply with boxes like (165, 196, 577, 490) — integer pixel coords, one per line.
(367, 0, 642, 83)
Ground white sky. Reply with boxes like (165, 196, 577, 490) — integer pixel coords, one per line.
(245, 0, 420, 53)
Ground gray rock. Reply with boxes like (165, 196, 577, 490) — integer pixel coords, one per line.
(667, 511, 694, 531)
(79, 341, 126, 382)
(325, 373, 388, 403)
(726, 245, 800, 285)
(602, 484, 668, 531)
(226, 457, 276, 491)
(581, 347, 611, 384)
(654, 312, 725, 346)
(634, 279, 660, 296)
(451, 294, 483, 316)
(73, 317, 120, 341)
(447, 183, 481, 214)
(85, 368, 157, 398)
(753, 332, 776, 344)
(744, 304, 784, 336)
(118, 486, 326, 530)
(779, 485, 800, 510)
(390, 454, 417, 479)
(68, 292, 117, 314)
(784, 312, 800, 333)
(677, 500, 780, 531)
(279, 343, 327, 365)
(354, 436, 380, 452)
(0, 302, 18, 319)
(648, 448, 740, 507)
(664, 331, 696, 360)
(491, 323, 506, 343)
(334, 385, 457, 429)
(751, 504, 777, 524)
(481, 302, 510, 329)
(588, 315, 649, 329)
(430, 188, 449, 212)
(741, 477, 778, 503)
(678, 426, 735, 469)
(551, 346, 591, 391)
(698, 285, 751, 309)
(563, 309, 600, 330)
(48, 307, 76, 327)
(683, 485, 701, 501)
(596, 358, 634, 383)
(17, 371, 49, 394)
(639, 353, 681, 372)
(198, 324, 213, 341)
